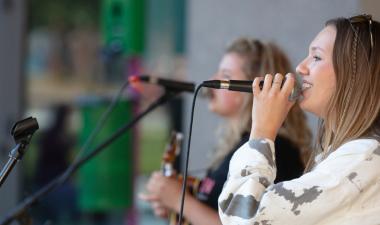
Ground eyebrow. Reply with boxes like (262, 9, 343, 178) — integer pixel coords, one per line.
(311, 46, 325, 52)
(221, 69, 232, 73)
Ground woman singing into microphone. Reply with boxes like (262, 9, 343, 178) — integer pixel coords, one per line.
(140, 38, 312, 225)
(218, 14, 380, 225)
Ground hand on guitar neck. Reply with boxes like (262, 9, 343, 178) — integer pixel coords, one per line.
(139, 131, 198, 224)
(139, 171, 185, 217)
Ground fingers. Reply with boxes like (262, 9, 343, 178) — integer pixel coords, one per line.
(254, 74, 285, 94)
(152, 171, 162, 178)
(138, 193, 159, 202)
(257, 73, 294, 97)
(252, 77, 262, 96)
(281, 73, 295, 97)
(140, 193, 169, 218)
(271, 73, 284, 92)
(152, 202, 169, 218)
(262, 74, 274, 92)
(146, 171, 164, 192)
(146, 172, 181, 203)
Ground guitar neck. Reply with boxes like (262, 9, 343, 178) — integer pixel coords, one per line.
(161, 131, 201, 225)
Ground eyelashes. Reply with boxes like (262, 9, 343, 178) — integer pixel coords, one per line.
(313, 55, 322, 61)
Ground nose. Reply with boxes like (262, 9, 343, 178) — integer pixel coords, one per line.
(296, 57, 309, 76)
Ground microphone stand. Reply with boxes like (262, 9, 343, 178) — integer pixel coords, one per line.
(0, 117, 39, 188)
(0, 143, 25, 187)
(0, 91, 180, 225)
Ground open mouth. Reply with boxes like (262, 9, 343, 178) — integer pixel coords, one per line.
(302, 82, 312, 91)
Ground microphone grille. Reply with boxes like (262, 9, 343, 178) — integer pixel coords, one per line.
(289, 74, 303, 101)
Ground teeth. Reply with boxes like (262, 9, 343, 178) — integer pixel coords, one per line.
(302, 83, 312, 91)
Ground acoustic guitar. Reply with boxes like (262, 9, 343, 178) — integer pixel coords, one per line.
(161, 131, 200, 225)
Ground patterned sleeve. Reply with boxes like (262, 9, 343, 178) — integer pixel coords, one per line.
(218, 138, 380, 225)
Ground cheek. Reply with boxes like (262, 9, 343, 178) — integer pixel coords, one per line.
(316, 62, 336, 86)
(209, 91, 244, 115)
(221, 91, 242, 104)
(318, 68, 336, 104)
(300, 82, 335, 117)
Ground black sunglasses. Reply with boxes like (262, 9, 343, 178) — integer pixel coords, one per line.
(349, 14, 374, 57)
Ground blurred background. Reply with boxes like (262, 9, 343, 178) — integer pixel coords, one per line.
(0, 0, 379, 224)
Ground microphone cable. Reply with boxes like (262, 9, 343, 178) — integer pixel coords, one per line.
(177, 83, 205, 225)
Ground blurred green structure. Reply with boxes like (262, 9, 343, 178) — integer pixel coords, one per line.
(101, 0, 145, 55)
(78, 99, 135, 211)
(101, 0, 145, 82)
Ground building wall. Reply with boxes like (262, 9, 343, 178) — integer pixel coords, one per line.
(0, 0, 25, 214)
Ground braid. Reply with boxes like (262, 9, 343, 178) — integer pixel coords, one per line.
(348, 26, 358, 99)
(352, 27, 359, 77)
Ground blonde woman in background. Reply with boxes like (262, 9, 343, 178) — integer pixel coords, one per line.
(140, 38, 312, 225)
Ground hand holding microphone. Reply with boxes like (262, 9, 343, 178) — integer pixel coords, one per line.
(250, 73, 297, 140)
(202, 73, 301, 141)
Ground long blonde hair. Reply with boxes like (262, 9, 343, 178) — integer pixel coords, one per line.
(306, 16, 380, 170)
(211, 38, 312, 169)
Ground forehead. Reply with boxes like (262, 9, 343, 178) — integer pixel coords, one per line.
(309, 25, 337, 52)
(220, 53, 245, 67)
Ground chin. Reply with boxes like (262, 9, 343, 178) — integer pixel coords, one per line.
(300, 104, 322, 118)
(299, 98, 306, 108)
(299, 101, 312, 114)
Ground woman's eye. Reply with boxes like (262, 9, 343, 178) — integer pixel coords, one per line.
(313, 55, 322, 61)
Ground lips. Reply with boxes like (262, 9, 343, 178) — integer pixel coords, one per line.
(302, 81, 312, 91)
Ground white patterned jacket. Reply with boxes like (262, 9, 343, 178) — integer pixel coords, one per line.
(218, 138, 380, 225)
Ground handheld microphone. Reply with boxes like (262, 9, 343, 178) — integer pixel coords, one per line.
(129, 75, 195, 93)
(202, 77, 303, 101)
